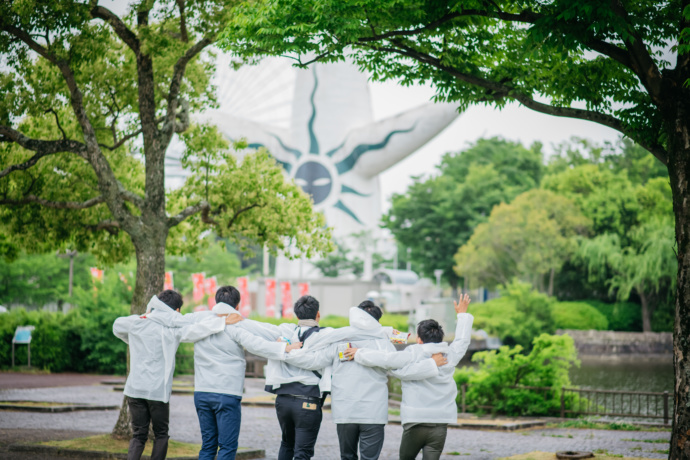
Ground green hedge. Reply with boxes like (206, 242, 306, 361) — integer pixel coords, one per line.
(552, 301, 609, 330)
(585, 300, 642, 331)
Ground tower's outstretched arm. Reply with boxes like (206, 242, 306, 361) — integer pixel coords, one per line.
(194, 110, 298, 171)
(330, 103, 460, 178)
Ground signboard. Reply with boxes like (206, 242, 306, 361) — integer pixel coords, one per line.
(13, 326, 34, 344)
(237, 277, 251, 316)
(265, 279, 276, 317)
(281, 281, 293, 319)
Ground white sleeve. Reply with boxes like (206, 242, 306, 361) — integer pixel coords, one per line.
(226, 327, 287, 360)
(390, 358, 440, 381)
(448, 313, 474, 367)
(112, 316, 137, 344)
(177, 316, 226, 343)
(284, 344, 336, 370)
(353, 348, 415, 370)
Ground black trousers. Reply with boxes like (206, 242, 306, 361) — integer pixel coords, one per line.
(399, 423, 448, 460)
(127, 397, 170, 460)
(336, 423, 385, 460)
(275, 394, 323, 460)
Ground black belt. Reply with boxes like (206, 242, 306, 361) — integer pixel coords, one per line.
(278, 394, 321, 402)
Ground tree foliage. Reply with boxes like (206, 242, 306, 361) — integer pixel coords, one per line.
(454, 189, 590, 291)
(382, 137, 542, 289)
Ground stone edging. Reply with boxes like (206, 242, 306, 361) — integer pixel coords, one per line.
(387, 417, 546, 431)
(9, 444, 265, 459)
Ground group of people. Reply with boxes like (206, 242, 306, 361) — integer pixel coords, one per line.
(112, 285, 473, 460)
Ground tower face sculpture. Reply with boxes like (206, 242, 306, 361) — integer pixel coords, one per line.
(199, 60, 460, 243)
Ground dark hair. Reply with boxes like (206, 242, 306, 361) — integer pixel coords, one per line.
(357, 300, 382, 322)
(215, 285, 241, 307)
(417, 319, 444, 344)
(294, 295, 319, 320)
(158, 290, 183, 311)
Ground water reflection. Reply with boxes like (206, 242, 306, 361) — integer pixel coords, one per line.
(570, 356, 673, 393)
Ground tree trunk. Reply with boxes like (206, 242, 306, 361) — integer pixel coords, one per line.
(667, 98, 690, 458)
(111, 227, 168, 439)
(547, 269, 555, 297)
(638, 288, 652, 333)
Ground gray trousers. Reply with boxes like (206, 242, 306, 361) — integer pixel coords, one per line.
(336, 423, 385, 460)
(399, 423, 448, 460)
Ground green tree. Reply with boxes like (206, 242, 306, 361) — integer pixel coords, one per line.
(0, 0, 331, 438)
(382, 138, 542, 292)
(221, 2, 690, 451)
(454, 189, 590, 294)
(579, 215, 677, 332)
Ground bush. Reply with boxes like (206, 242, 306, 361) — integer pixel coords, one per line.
(472, 281, 555, 350)
(552, 301, 609, 330)
(455, 334, 581, 416)
(586, 300, 642, 331)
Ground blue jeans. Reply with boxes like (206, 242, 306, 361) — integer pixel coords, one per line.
(194, 392, 242, 460)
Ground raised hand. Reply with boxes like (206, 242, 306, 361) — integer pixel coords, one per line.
(454, 293, 471, 314)
(285, 342, 303, 352)
(431, 353, 448, 367)
(225, 314, 244, 325)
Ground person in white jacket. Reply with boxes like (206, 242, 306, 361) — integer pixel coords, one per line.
(284, 301, 446, 460)
(190, 285, 303, 460)
(112, 290, 237, 460)
(345, 294, 474, 460)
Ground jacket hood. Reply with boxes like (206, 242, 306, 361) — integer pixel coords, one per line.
(349, 307, 382, 330)
(419, 342, 449, 355)
(212, 302, 240, 315)
(146, 295, 175, 313)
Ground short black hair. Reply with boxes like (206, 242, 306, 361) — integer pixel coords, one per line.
(158, 290, 183, 311)
(357, 300, 382, 322)
(215, 285, 240, 307)
(294, 295, 319, 320)
(417, 319, 444, 344)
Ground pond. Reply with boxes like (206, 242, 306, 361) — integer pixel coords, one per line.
(570, 356, 674, 393)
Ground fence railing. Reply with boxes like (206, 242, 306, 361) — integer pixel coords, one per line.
(460, 384, 672, 425)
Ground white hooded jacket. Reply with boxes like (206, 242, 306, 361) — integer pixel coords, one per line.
(354, 313, 474, 425)
(112, 296, 226, 403)
(190, 304, 288, 397)
(284, 307, 439, 424)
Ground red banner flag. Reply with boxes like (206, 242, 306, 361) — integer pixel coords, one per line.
(205, 276, 218, 308)
(281, 281, 293, 319)
(238, 277, 251, 316)
(164, 272, 174, 290)
(298, 282, 310, 298)
(265, 279, 276, 317)
(192, 273, 205, 302)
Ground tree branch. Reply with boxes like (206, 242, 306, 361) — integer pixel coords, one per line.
(86, 219, 121, 235)
(380, 41, 668, 165)
(90, 5, 141, 55)
(176, 0, 189, 42)
(167, 201, 209, 228)
(226, 203, 262, 229)
(44, 109, 67, 140)
(0, 195, 105, 209)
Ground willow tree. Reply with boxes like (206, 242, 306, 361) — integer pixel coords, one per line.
(222, 0, 689, 454)
(0, 0, 331, 437)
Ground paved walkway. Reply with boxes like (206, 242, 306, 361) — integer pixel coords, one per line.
(0, 374, 672, 459)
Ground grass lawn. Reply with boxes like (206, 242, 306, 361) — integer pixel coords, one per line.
(42, 435, 201, 456)
(499, 451, 658, 460)
(0, 401, 73, 407)
(548, 420, 671, 432)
